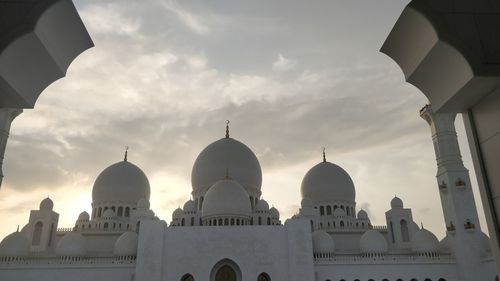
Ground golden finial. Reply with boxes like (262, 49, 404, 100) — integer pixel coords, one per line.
(124, 146, 129, 162)
(322, 147, 326, 163)
(225, 120, 230, 138)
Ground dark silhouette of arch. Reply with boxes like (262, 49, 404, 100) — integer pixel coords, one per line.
(32, 221, 43, 245)
(257, 272, 271, 281)
(181, 273, 194, 281)
(210, 259, 241, 281)
(401, 219, 410, 242)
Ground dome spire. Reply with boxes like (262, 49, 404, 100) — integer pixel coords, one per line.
(124, 146, 128, 162)
(322, 147, 326, 163)
(225, 120, 230, 138)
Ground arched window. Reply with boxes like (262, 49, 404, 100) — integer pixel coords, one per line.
(368, 279, 374, 281)
(258, 217, 262, 225)
(346, 207, 350, 216)
(98, 207, 102, 217)
(237, 219, 240, 225)
(48, 223, 54, 246)
(340, 205, 344, 210)
(211, 259, 241, 281)
(224, 218, 229, 225)
(32, 221, 43, 245)
(104, 206, 108, 211)
(267, 217, 271, 225)
(136, 221, 141, 233)
(111, 206, 116, 212)
(333, 205, 338, 210)
(200, 197, 204, 211)
(383, 279, 390, 281)
(181, 218, 185, 226)
(354, 279, 360, 281)
(117, 206, 123, 216)
(104, 222, 109, 230)
(310, 220, 314, 231)
(219, 218, 223, 225)
(231, 218, 235, 225)
(125, 207, 130, 217)
(181, 273, 194, 281)
(411, 279, 418, 281)
(191, 217, 195, 226)
(319, 222, 323, 228)
(438, 279, 446, 281)
(424, 279, 432, 281)
(257, 273, 271, 281)
(320, 206, 325, 216)
(390, 221, 396, 243)
(340, 221, 344, 228)
(397, 279, 404, 281)
(401, 219, 410, 242)
(326, 205, 332, 215)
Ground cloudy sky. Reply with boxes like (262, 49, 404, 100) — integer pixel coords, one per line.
(0, 0, 488, 240)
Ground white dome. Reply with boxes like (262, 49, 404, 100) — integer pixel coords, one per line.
(183, 200, 196, 213)
(256, 199, 270, 212)
(114, 232, 138, 256)
(301, 197, 313, 208)
(137, 198, 150, 210)
(191, 138, 262, 194)
(92, 160, 150, 205)
(411, 228, 439, 253)
(172, 207, 183, 220)
(201, 179, 252, 219)
(0, 231, 30, 257)
(359, 230, 388, 254)
(40, 197, 53, 211)
(312, 230, 335, 254)
(301, 161, 355, 204)
(56, 232, 86, 257)
(102, 209, 116, 219)
(77, 211, 90, 221)
(391, 196, 403, 209)
(357, 209, 369, 220)
(333, 208, 346, 217)
(270, 207, 280, 218)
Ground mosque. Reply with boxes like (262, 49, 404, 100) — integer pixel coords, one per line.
(0, 106, 496, 281)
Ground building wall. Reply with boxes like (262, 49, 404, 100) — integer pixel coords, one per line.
(0, 265, 135, 281)
(135, 219, 315, 281)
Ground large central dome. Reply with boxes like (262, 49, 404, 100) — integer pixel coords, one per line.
(191, 137, 262, 194)
(92, 160, 150, 204)
(301, 161, 355, 203)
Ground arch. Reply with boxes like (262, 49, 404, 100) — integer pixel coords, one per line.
(397, 279, 404, 281)
(210, 259, 241, 281)
(111, 206, 116, 212)
(390, 221, 396, 243)
(136, 221, 141, 233)
(438, 279, 446, 281)
(117, 206, 123, 216)
(340, 221, 344, 228)
(368, 279, 374, 281)
(257, 272, 271, 281)
(219, 218, 223, 226)
(310, 220, 314, 231)
(224, 218, 229, 225)
(237, 219, 240, 225)
(98, 207, 102, 217)
(383, 279, 390, 281)
(231, 218, 235, 225)
(346, 207, 350, 216)
(125, 207, 130, 217)
(267, 217, 271, 225)
(401, 219, 410, 242)
(424, 279, 432, 281)
(191, 217, 195, 226)
(104, 222, 109, 230)
(326, 205, 332, 215)
(181, 273, 194, 281)
(32, 221, 43, 246)
(200, 197, 204, 211)
(411, 279, 419, 281)
(340, 205, 344, 210)
(181, 218, 185, 226)
(258, 216, 262, 225)
(320, 206, 325, 215)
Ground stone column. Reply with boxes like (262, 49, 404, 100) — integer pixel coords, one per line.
(0, 108, 22, 186)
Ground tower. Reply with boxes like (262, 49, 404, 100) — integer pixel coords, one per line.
(26, 197, 59, 253)
(420, 104, 484, 281)
(385, 196, 418, 249)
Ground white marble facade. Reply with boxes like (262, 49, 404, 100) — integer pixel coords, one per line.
(0, 120, 496, 281)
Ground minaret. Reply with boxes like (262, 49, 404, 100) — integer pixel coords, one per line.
(420, 104, 484, 281)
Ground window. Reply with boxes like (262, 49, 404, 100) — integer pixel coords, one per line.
(326, 205, 332, 215)
(125, 207, 130, 217)
(258, 216, 262, 225)
(117, 206, 123, 216)
(231, 218, 235, 225)
(267, 217, 271, 225)
(32, 221, 43, 246)
(181, 218, 185, 226)
(401, 219, 410, 242)
(224, 218, 229, 225)
(320, 206, 325, 216)
(438, 279, 446, 281)
(257, 273, 271, 281)
(98, 207, 102, 217)
(200, 197, 204, 211)
(411, 279, 418, 281)
(215, 265, 236, 281)
(390, 221, 395, 243)
(340, 221, 344, 228)
(111, 206, 116, 212)
(191, 217, 195, 226)
(104, 222, 109, 230)
(181, 274, 194, 281)
(48, 223, 54, 246)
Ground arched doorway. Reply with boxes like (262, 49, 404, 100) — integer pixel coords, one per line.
(210, 259, 241, 281)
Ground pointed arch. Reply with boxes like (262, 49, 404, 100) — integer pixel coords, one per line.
(32, 221, 43, 245)
(257, 272, 271, 281)
(210, 259, 241, 281)
(401, 219, 410, 242)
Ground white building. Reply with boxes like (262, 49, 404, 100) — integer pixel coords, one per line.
(0, 109, 496, 281)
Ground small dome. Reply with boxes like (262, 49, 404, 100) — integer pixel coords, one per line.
(172, 207, 183, 220)
(411, 228, 439, 253)
(359, 230, 388, 254)
(0, 231, 30, 257)
(183, 200, 196, 213)
(301, 161, 355, 204)
(191, 138, 262, 194)
(312, 230, 335, 254)
(56, 232, 86, 256)
(256, 199, 270, 212)
(102, 209, 116, 219)
(137, 198, 150, 210)
(114, 232, 138, 256)
(333, 208, 346, 217)
(301, 198, 313, 208)
(391, 196, 403, 209)
(438, 236, 451, 254)
(77, 211, 90, 221)
(357, 209, 369, 220)
(92, 161, 150, 205)
(40, 197, 53, 211)
(270, 207, 280, 218)
(201, 179, 251, 219)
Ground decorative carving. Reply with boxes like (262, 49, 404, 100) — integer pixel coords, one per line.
(455, 178, 466, 187)
(439, 181, 447, 190)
